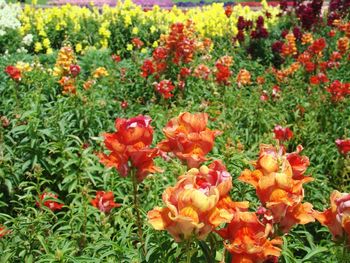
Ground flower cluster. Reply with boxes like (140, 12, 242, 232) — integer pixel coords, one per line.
(148, 160, 243, 242)
(4, 65, 21, 81)
(158, 112, 221, 168)
(326, 80, 350, 102)
(239, 144, 314, 233)
(215, 55, 233, 85)
(98, 115, 161, 182)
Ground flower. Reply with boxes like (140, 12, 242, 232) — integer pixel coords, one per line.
(314, 191, 350, 241)
(217, 211, 283, 263)
(112, 54, 121, 63)
(158, 112, 222, 168)
(141, 59, 155, 78)
(121, 100, 128, 109)
(154, 80, 175, 99)
(91, 191, 121, 213)
(37, 192, 64, 211)
(225, 5, 233, 18)
(4, 65, 21, 81)
(239, 144, 314, 233)
(148, 161, 238, 242)
(273, 125, 293, 142)
(236, 69, 251, 86)
(92, 67, 109, 78)
(0, 225, 10, 238)
(70, 64, 81, 77)
(336, 139, 350, 155)
(131, 37, 144, 49)
(98, 115, 160, 181)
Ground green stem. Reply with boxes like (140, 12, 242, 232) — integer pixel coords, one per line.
(185, 239, 193, 263)
(131, 169, 145, 255)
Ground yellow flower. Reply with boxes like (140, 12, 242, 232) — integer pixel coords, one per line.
(152, 41, 158, 48)
(46, 48, 53, 54)
(43, 38, 51, 49)
(126, 44, 133, 51)
(150, 26, 156, 33)
(141, 48, 147, 54)
(75, 43, 83, 53)
(132, 27, 139, 34)
(34, 42, 43, 53)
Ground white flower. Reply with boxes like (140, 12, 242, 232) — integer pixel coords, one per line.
(0, 2, 21, 35)
(22, 34, 33, 46)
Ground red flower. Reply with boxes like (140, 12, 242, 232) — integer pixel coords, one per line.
(180, 67, 191, 79)
(273, 125, 293, 142)
(112, 54, 121, 63)
(260, 91, 269, 101)
(37, 192, 64, 211)
(326, 80, 350, 102)
(336, 139, 350, 155)
(141, 59, 155, 78)
(308, 38, 326, 55)
(132, 38, 144, 49)
(99, 115, 160, 181)
(225, 5, 233, 18)
(154, 80, 175, 99)
(153, 47, 168, 61)
(287, 145, 310, 180)
(121, 100, 128, 109)
(5, 66, 21, 81)
(215, 60, 231, 85)
(91, 191, 121, 213)
(70, 64, 81, 77)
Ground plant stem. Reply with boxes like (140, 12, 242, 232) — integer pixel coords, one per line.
(131, 169, 145, 255)
(185, 239, 192, 263)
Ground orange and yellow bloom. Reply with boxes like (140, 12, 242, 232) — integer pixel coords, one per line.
(158, 112, 221, 168)
(148, 161, 241, 242)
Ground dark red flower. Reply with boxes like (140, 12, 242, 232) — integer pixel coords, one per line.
(336, 139, 350, 155)
(273, 125, 293, 142)
(70, 64, 81, 77)
(91, 191, 121, 213)
(5, 66, 21, 81)
(37, 192, 63, 211)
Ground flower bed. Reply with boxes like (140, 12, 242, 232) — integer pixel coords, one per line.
(1, 0, 350, 262)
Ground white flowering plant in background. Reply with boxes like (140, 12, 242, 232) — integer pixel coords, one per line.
(0, 0, 23, 53)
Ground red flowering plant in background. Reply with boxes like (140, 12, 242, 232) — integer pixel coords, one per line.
(98, 115, 161, 182)
(91, 191, 121, 213)
(5, 65, 21, 81)
(214, 56, 233, 85)
(273, 125, 293, 142)
(326, 80, 350, 102)
(36, 192, 64, 211)
(157, 112, 222, 168)
(154, 79, 175, 99)
(336, 138, 350, 156)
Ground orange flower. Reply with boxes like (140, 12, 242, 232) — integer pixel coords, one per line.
(239, 144, 314, 233)
(256, 76, 265, 85)
(217, 211, 282, 263)
(301, 33, 314, 45)
(314, 191, 350, 240)
(337, 37, 349, 55)
(236, 69, 252, 86)
(53, 46, 76, 77)
(0, 225, 10, 238)
(92, 67, 109, 78)
(99, 115, 160, 181)
(148, 161, 236, 242)
(157, 112, 221, 168)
